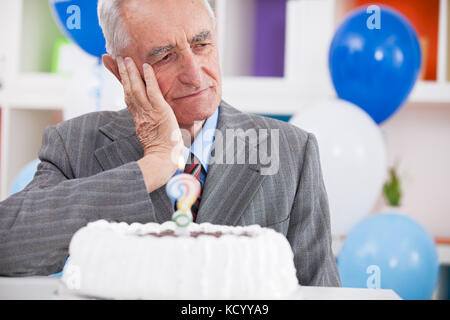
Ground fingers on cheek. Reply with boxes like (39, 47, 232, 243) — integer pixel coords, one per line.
(121, 77, 130, 95)
(121, 61, 137, 98)
(117, 60, 129, 88)
(143, 64, 162, 95)
(132, 84, 150, 107)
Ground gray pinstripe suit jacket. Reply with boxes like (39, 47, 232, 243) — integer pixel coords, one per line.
(0, 100, 341, 287)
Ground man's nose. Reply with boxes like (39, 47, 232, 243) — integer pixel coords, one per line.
(178, 50, 202, 88)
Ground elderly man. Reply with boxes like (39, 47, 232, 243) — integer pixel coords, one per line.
(0, 0, 340, 287)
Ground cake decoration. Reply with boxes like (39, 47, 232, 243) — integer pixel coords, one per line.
(166, 157, 201, 231)
(166, 158, 201, 234)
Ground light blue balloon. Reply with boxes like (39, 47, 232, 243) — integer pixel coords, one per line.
(49, 257, 70, 278)
(9, 159, 40, 196)
(337, 213, 439, 300)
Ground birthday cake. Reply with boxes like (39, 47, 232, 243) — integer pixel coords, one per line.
(61, 220, 299, 299)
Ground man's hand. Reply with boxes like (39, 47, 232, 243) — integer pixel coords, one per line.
(117, 57, 184, 193)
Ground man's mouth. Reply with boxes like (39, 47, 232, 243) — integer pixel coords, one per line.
(174, 88, 209, 100)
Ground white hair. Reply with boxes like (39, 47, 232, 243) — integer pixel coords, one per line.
(98, 0, 215, 57)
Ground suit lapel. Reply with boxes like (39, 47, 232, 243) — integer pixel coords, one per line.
(94, 135, 142, 171)
(95, 108, 141, 171)
(196, 102, 267, 225)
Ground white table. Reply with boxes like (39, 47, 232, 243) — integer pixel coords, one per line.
(0, 277, 401, 300)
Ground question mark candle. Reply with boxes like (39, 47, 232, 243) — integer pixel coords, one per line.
(166, 157, 201, 231)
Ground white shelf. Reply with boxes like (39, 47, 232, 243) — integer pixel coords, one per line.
(223, 76, 305, 114)
(4, 73, 69, 110)
(438, 245, 450, 266)
(3, 74, 450, 115)
(222, 78, 450, 115)
(409, 81, 450, 103)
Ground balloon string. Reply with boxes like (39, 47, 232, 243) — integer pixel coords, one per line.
(95, 58, 104, 112)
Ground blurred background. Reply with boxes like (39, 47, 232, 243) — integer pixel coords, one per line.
(0, 0, 449, 300)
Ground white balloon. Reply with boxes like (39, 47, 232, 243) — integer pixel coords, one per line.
(290, 99, 387, 236)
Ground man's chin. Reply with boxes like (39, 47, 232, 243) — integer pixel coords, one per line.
(171, 99, 220, 124)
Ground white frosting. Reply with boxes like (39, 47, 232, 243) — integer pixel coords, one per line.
(62, 220, 298, 299)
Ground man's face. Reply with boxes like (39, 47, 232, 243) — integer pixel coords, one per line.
(120, 0, 222, 126)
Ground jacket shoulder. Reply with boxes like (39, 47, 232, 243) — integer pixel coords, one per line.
(53, 109, 128, 140)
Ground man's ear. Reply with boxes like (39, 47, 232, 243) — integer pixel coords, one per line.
(102, 54, 121, 82)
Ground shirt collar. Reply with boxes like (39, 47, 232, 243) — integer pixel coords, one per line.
(184, 107, 219, 173)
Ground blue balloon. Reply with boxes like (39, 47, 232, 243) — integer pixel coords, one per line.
(338, 213, 439, 300)
(9, 159, 40, 196)
(50, 0, 106, 59)
(329, 6, 422, 124)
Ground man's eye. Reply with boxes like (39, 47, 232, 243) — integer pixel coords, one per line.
(161, 54, 171, 61)
(156, 53, 173, 65)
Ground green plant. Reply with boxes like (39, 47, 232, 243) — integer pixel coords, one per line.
(383, 167, 402, 207)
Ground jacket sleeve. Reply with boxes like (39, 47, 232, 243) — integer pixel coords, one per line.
(286, 133, 341, 287)
(0, 125, 155, 276)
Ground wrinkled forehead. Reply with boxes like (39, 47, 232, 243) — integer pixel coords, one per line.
(122, 0, 214, 52)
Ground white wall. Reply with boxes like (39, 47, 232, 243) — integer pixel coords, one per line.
(373, 101, 450, 238)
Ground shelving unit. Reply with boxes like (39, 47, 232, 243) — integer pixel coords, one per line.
(0, 0, 65, 199)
